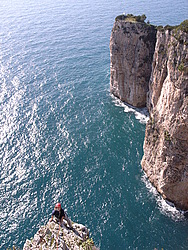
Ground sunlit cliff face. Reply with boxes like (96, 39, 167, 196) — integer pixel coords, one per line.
(110, 17, 188, 210)
(110, 19, 156, 107)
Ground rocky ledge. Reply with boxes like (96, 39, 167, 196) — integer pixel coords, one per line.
(110, 14, 188, 210)
(23, 219, 98, 250)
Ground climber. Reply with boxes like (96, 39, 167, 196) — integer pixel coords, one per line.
(49, 202, 73, 229)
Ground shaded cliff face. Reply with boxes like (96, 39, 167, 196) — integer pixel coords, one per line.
(110, 20, 156, 107)
(141, 28, 188, 210)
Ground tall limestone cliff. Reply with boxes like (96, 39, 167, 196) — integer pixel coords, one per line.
(110, 15, 188, 210)
(110, 15, 156, 107)
(142, 24, 188, 210)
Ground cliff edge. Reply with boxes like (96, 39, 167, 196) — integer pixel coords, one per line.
(23, 219, 98, 250)
(110, 15, 188, 210)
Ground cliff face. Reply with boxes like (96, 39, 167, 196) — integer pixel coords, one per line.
(110, 19, 156, 107)
(23, 219, 98, 250)
(110, 16, 188, 210)
(142, 28, 188, 210)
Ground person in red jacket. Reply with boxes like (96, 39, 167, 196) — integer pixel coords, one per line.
(50, 202, 73, 229)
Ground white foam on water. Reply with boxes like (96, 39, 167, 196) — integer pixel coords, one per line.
(111, 94, 149, 124)
(141, 173, 186, 221)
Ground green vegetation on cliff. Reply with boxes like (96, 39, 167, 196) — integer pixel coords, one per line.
(157, 20, 188, 33)
(176, 19, 188, 33)
(115, 14, 147, 23)
(115, 14, 188, 34)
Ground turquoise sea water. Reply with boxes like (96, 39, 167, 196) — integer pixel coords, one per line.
(0, 0, 188, 249)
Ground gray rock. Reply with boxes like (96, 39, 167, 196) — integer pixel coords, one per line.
(110, 16, 188, 210)
(23, 220, 98, 250)
(142, 27, 188, 210)
(110, 19, 156, 107)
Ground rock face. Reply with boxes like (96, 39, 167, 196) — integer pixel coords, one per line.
(110, 16, 188, 210)
(141, 27, 188, 210)
(23, 219, 98, 250)
(110, 17, 156, 107)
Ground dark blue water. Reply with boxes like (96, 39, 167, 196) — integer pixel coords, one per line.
(0, 0, 188, 249)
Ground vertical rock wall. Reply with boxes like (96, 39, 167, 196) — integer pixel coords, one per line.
(110, 16, 188, 210)
(141, 28, 188, 210)
(110, 20, 156, 107)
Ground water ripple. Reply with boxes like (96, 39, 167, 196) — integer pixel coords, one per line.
(1, 0, 188, 249)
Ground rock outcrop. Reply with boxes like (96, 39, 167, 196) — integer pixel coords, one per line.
(110, 15, 156, 107)
(141, 25, 188, 210)
(23, 219, 98, 250)
(110, 15, 188, 210)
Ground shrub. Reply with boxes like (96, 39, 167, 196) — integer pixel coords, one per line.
(164, 130, 171, 141)
(115, 13, 147, 23)
(157, 19, 188, 33)
(135, 15, 146, 22)
(115, 14, 126, 21)
(176, 19, 188, 33)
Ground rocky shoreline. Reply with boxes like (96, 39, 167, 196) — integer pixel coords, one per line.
(110, 14, 188, 210)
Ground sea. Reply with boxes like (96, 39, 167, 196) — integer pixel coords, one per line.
(0, 0, 188, 249)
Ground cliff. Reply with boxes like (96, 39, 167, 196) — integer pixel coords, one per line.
(110, 15, 188, 210)
(23, 219, 98, 250)
(142, 24, 188, 210)
(110, 15, 156, 107)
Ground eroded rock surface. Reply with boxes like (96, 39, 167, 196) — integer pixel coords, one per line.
(23, 219, 98, 250)
(141, 27, 188, 210)
(110, 16, 188, 210)
(110, 19, 156, 107)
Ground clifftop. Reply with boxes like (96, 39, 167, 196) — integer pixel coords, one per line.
(115, 14, 188, 34)
(115, 14, 147, 23)
(157, 19, 188, 33)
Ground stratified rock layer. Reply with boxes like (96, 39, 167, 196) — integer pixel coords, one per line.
(110, 20, 156, 107)
(23, 219, 98, 250)
(141, 28, 188, 210)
